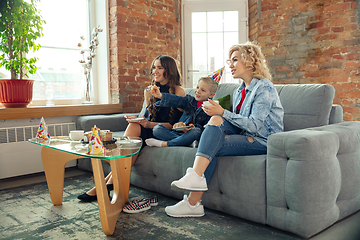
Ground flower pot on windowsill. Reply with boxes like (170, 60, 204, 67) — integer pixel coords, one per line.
(0, 79, 35, 108)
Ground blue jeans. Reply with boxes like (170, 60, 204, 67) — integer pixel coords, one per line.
(197, 116, 267, 182)
(153, 124, 202, 147)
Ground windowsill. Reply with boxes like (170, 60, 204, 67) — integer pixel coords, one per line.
(0, 103, 123, 120)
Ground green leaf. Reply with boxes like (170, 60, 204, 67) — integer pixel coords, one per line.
(0, 0, 45, 79)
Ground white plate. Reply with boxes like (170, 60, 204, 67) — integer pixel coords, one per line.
(127, 117, 145, 123)
(117, 139, 142, 144)
(173, 126, 191, 131)
(75, 144, 88, 150)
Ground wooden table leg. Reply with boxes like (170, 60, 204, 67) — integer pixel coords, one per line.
(41, 147, 79, 205)
(91, 156, 132, 235)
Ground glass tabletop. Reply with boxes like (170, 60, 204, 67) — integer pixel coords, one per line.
(29, 136, 142, 159)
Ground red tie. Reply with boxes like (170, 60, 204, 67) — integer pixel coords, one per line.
(236, 88, 246, 114)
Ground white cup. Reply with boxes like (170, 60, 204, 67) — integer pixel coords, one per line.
(69, 130, 84, 141)
(203, 100, 219, 106)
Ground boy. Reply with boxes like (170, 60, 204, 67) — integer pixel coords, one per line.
(145, 77, 218, 147)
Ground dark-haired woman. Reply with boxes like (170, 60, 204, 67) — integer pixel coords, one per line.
(78, 55, 185, 201)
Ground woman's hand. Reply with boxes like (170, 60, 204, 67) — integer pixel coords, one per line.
(151, 85, 162, 99)
(137, 115, 153, 128)
(202, 99, 225, 116)
(124, 115, 137, 119)
(144, 85, 153, 106)
(125, 115, 151, 128)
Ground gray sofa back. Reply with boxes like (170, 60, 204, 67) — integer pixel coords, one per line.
(275, 84, 336, 131)
(185, 83, 339, 132)
(77, 83, 341, 133)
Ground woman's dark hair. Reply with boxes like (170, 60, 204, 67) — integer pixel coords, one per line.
(148, 55, 182, 121)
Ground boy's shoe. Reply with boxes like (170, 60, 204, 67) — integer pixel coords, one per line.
(171, 167, 208, 192)
(165, 195, 205, 217)
(191, 140, 198, 148)
(123, 199, 151, 213)
(129, 196, 158, 207)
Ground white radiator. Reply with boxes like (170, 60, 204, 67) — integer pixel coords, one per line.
(0, 123, 77, 179)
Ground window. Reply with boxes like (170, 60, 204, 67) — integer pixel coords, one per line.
(30, 0, 89, 105)
(0, 0, 109, 106)
(191, 11, 239, 88)
(182, 0, 248, 88)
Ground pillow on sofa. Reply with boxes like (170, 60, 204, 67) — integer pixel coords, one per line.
(215, 94, 231, 111)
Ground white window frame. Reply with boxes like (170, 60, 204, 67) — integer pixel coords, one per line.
(90, 0, 110, 104)
(181, 0, 248, 88)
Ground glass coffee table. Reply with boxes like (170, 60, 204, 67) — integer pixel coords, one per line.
(29, 136, 142, 235)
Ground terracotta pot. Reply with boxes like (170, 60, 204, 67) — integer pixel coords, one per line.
(0, 79, 35, 108)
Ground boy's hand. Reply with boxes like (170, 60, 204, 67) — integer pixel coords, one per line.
(173, 122, 186, 128)
(182, 123, 194, 133)
(173, 122, 193, 132)
(151, 85, 162, 99)
(202, 99, 225, 116)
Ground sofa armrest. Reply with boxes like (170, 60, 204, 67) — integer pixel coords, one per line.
(329, 104, 343, 124)
(76, 113, 138, 132)
(266, 121, 360, 238)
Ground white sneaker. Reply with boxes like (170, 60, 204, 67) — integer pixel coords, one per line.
(165, 195, 205, 217)
(171, 167, 208, 192)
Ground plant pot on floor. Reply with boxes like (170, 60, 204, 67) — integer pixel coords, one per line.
(0, 79, 35, 108)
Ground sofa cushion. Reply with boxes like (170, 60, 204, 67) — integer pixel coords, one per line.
(130, 146, 268, 224)
(215, 94, 231, 110)
(185, 83, 241, 108)
(275, 84, 335, 131)
(77, 113, 133, 132)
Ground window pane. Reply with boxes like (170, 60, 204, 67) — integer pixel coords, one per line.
(207, 12, 223, 32)
(224, 32, 239, 59)
(27, 0, 90, 102)
(37, 0, 89, 49)
(192, 12, 206, 33)
(192, 33, 207, 72)
(208, 33, 224, 71)
(30, 48, 83, 100)
(224, 11, 238, 32)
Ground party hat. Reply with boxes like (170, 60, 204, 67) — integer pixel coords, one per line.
(209, 67, 225, 84)
(36, 117, 50, 140)
(87, 125, 105, 155)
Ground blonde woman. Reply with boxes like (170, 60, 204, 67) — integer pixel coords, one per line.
(165, 42, 284, 217)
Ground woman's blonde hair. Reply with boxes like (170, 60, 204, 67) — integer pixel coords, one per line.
(228, 42, 272, 81)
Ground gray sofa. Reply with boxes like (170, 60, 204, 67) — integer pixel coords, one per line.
(77, 83, 360, 238)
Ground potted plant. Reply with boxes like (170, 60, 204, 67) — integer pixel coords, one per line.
(0, 0, 45, 108)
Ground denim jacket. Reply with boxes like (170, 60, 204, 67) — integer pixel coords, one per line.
(155, 93, 211, 131)
(222, 78, 284, 146)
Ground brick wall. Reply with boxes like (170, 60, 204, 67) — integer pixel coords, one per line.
(109, 0, 181, 112)
(249, 0, 360, 121)
(109, 0, 359, 121)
